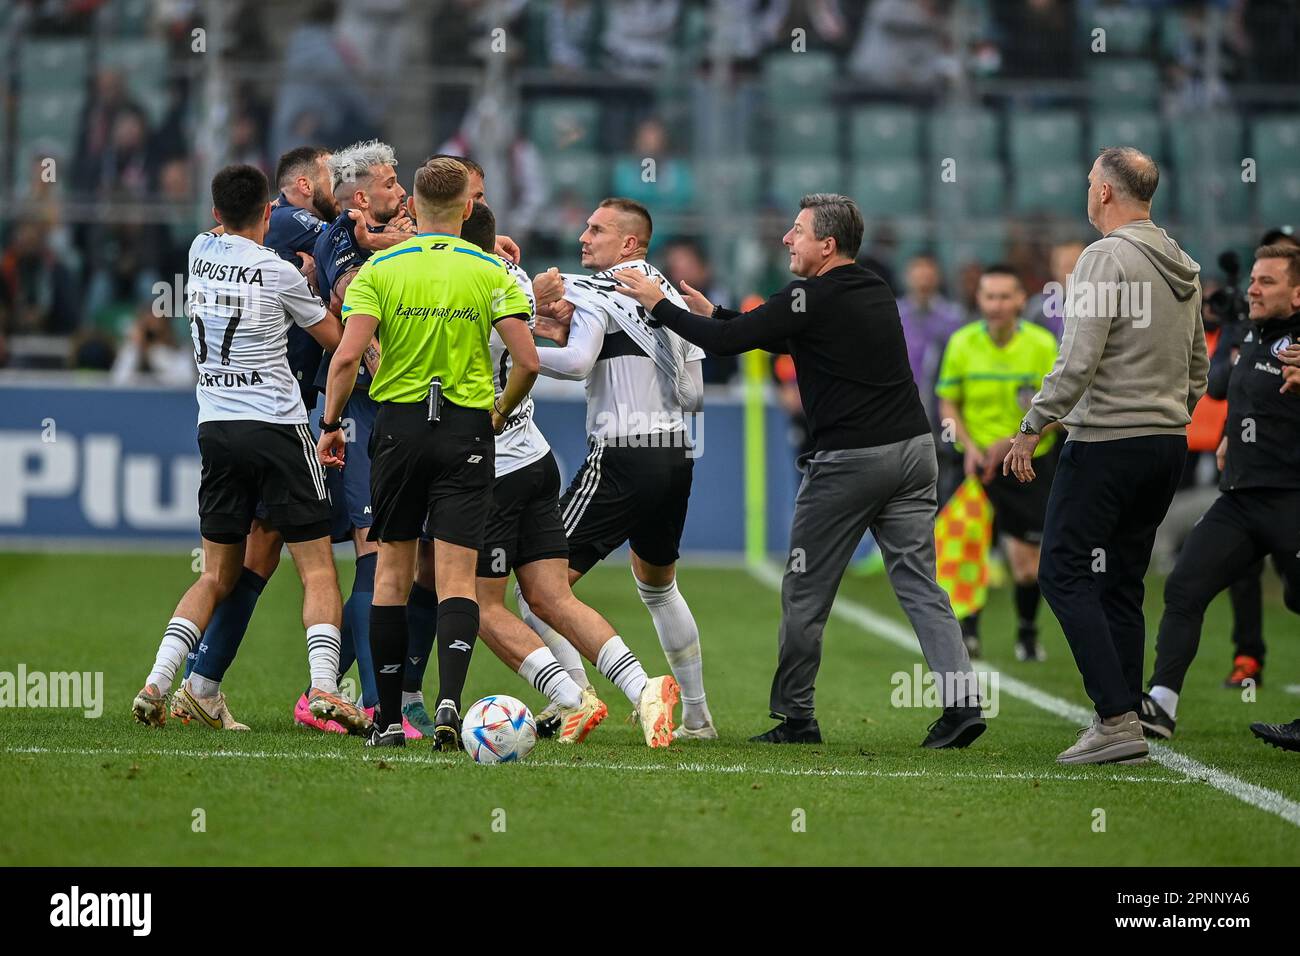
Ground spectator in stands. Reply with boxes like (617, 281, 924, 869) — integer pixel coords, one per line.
(848, 0, 957, 92)
(72, 69, 142, 197)
(545, 0, 598, 71)
(612, 117, 695, 219)
(773, 0, 853, 52)
(992, 0, 1079, 79)
(897, 252, 963, 422)
(0, 222, 79, 337)
(110, 305, 195, 387)
(602, 0, 681, 77)
(663, 239, 735, 383)
(1027, 239, 1085, 340)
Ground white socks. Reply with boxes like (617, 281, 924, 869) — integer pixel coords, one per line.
(402, 690, 423, 708)
(519, 646, 583, 710)
(1150, 685, 1179, 718)
(306, 623, 343, 694)
(516, 581, 589, 687)
(595, 636, 648, 706)
(188, 672, 220, 699)
(635, 575, 710, 728)
(147, 617, 201, 691)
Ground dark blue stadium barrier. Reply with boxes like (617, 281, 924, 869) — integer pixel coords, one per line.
(0, 384, 801, 553)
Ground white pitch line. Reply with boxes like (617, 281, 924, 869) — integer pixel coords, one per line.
(748, 562, 1300, 829)
(2, 745, 1188, 785)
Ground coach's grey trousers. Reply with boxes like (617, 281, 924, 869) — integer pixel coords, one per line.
(770, 433, 977, 719)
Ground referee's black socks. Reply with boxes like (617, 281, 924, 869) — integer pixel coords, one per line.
(369, 604, 408, 729)
(1015, 582, 1042, 634)
(434, 597, 479, 713)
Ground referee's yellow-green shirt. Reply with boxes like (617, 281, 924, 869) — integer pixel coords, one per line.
(935, 320, 1059, 457)
(342, 232, 530, 408)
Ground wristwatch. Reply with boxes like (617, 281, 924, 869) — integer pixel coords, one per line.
(1018, 419, 1038, 436)
(321, 420, 343, 434)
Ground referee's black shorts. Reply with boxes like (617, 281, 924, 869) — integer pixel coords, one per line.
(197, 420, 331, 544)
(559, 438, 694, 574)
(477, 451, 570, 578)
(983, 441, 1060, 544)
(367, 399, 495, 547)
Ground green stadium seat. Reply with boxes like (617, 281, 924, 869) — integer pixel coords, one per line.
(17, 89, 85, 158)
(1013, 164, 1086, 215)
(104, 0, 155, 35)
(939, 227, 1008, 277)
(934, 162, 1006, 218)
(1009, 111, 1082, 168)
(762, 52, 837, 106)
(1088, 5, 1154, 56)
(1089, 112, 1163, 164)
(771, 158, 845, 206)
(544, 152, 608, 209)
(1169, 114, 1244, 173)
(850, 106, 923, 163)
(19, 39, 90, 92)
(850, 164, 926, 217)
(699, 158, 763, 209)
(528, 98, 601, 154)
(772, 107, 839, 156)
(1175, 169, 1251, 225)
(99, 39, 171, 124)
(1257, 171, 1300, 225)
(929, 109, 1000, 165)
(1251, 115, 1300, 174)
(1088, 58, 1160, 109)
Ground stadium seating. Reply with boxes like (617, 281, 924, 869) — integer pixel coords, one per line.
(1169, 114, 1244, 173)
(762, 51, 838, 106)
(1251, 115, 1300, 174)
(698, 157, 763, 210)
(528, 97, 602, 154)
(1087, 58, 1161, 110)
(1087, 5, 1155, 56)
(772, 107, 839, 156)
(1013, 164, 1087, 215)
(18, 38, 90, 92)
(929, 108, 1000, 166)
(1009, 111, 1083, 168)
(851, 164, 927, 217)
(1257, 170, 1300, 225)
(99, 39, 172, 124)
(17, 88, 85, 162)
(771, 157, 845, 206)
(543, 151, 608, 209)
(933, 162, 1007, 219)
(850, 105, 924, 163)
(1090, 112, 1164, 165)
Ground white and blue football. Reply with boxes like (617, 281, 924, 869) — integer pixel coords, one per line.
(461, 695, 537, 764)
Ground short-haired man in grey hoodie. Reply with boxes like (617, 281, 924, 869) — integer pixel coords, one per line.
(1002, 146, 1208, 765)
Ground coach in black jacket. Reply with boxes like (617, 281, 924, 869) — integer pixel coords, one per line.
(1142, 244, 1300, 739)
(613, 193, 984, 750)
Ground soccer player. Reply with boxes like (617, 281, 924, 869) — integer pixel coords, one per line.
(524, 198, 713, 741)
(173, 145, 337, 728)
(132, 164, 367, 734)
(316, 157, 537, 749)
(935, 265, 1060, 662)
(294, 139, 416, 736)
(1140, 245, 1300, 740)
(459, 200, 680, 747)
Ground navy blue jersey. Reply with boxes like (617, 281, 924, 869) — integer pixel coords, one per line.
(267, 192, 328, 408)
(312, 211, 384, 391)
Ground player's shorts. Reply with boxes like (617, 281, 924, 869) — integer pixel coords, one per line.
(367, 399, 495, 547)
(316, 390, 377, 542)
(983, 442, 1059, 544)
(559, 438, 694, 574)
(477, 452, 570, 578)
(197, 420, 331, 544)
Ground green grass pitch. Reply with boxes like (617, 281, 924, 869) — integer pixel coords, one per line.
(1, 551, 1298, 865)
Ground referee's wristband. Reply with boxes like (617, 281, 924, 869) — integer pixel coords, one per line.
(320, 420, 344, 434)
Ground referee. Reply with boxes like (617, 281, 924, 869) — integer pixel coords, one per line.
(317, 157, 537, 748)
(614, 193, 984, 750)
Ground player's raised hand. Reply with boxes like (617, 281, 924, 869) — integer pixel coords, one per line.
(296, 251, 317, 291)
(678, 279, 714, 316)
(612, 269, 666, 311)
(1279, 342, 1300, 367)
(495, 234, 521, 264)
(317, 429, 346, 469)
(532, 267, 565, 306)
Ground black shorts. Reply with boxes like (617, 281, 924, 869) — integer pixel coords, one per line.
(477, 452, 570, 578)
(983, 442, 1059, 544)
(197, 420, 331, 544)
(367, 400, 495, 547)
(559, 439, 694, 574)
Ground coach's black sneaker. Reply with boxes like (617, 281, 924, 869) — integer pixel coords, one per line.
(366, 722, 406, 748)
(921, 704, 986, 749)
(749, 716, 821, 744)
(433, 699, 463, 752)
(1139, 692, 1176, 740)
(1250, 718, 1300, 752)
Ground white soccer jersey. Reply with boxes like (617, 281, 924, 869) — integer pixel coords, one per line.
(491, 257, 551, 476)
(574, 260, 704, 443)
(187, 232, 326, 425)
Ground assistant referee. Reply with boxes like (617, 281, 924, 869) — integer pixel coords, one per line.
(317, 157, 537, 748)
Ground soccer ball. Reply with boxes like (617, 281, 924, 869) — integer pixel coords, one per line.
(461, 695, 537, 764)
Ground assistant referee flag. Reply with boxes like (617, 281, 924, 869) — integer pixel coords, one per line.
(342, 232, 530, 407)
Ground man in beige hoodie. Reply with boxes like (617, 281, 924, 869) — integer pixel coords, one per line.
(1003, 146, 1208, 765)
